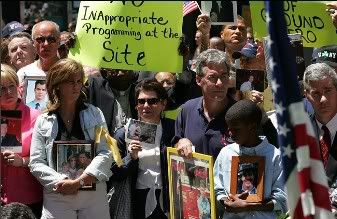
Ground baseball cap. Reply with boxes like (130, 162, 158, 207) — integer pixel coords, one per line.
(238, 163, 257, 176)
(232, 43, 258, 59)
(2, 21, 25, 38)
(312, 45, 337, 68)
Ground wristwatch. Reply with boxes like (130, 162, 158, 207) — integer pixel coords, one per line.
(79, 178, 85, 187)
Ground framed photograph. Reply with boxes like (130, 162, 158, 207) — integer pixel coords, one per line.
(22, 76, 48, 111)
(1, 110, 22, 153)
(53, 140, 96, 190)
(230, 156, 265, 202)
(201, 1, 237, 25)
(236, 69, 266, 93)
(125, 118, 158, 149)
(167, 147, 216, 219)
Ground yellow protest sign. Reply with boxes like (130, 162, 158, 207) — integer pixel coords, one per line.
(250, 1, 337, 48)
(69, 1, 183, 73)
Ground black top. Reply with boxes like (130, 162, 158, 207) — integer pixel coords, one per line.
(54, 103, 87, 141)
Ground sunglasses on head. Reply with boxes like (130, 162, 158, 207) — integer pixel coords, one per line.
(137, 98, 161, 105)
(34, 36, 57, 44)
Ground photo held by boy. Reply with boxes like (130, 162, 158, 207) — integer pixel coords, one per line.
(214, 100, 287, 219)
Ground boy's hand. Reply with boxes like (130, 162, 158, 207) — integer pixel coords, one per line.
(222, 191, 250, 212)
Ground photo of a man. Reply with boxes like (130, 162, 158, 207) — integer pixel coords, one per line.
(237, 163, 258, 195)
(0, 118, 20, 147)
(27, 80, 47, 111)
(240, 75, 254, 92)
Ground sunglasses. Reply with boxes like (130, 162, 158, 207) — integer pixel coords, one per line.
(137, 98, 161, 105)
(34, 36, 57, 44)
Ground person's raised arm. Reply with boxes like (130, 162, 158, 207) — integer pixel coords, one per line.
(196, 14, 211, 53)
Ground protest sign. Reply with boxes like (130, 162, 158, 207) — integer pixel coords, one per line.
(69, 1, 183, 73)
(250, 1, 337, 48)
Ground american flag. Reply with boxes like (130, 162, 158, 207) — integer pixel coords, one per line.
(183, 1, 199, 17)
(265, 1, 333, 218)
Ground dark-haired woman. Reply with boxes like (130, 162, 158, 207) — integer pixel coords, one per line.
(110, 79, 175, 219)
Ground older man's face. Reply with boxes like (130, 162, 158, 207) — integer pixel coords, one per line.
(8, 37, 36, 70)
(33, 23, 60, 59)
(305, 77, 337, 124)
(221, 20, 247, 52)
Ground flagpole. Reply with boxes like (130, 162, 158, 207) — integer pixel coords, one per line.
(196, 2, 202, 13)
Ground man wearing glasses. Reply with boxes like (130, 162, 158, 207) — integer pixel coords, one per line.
(85, 68, 139, 135)
(17, 20, 60, 84)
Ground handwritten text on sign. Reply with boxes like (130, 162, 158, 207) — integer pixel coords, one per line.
(250, 1, 337, 48)
(69, 1, 183, 73)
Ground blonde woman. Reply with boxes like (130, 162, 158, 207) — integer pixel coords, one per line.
(1, 64, 43, 218)
(29, 58, 113, 219)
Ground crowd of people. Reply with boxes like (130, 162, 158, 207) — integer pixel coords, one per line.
(1, 2, 337, 219)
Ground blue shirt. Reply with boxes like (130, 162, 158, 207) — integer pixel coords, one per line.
(197, 195, 210, 217)
(213, 137, 287, 219)
(173, 96, 236, 158)
(27, 99, 47, 111)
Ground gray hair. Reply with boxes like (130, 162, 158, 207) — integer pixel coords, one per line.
(303, 62, 337, 91)
(9, 32, 33, 44)
(195, 49, 229, 76)
(31, 20, 60, 40)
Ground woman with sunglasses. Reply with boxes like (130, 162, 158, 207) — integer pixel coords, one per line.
(29, 58, 112, 219)
(0, 64, 43, 218)
(110, 79, 175, 219)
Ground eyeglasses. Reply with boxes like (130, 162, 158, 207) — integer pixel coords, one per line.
(137, 98, 161, 105)
(64, 79, 83, 86)
(34, 36, 57, 44)
(1, 84, 16, 95)
(205, 74, 229, 84)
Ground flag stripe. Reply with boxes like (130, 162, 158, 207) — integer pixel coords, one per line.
(183, 1, 199, 16)
(265, 1, 333, 218)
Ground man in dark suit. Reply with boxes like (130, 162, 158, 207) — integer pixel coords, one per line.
(84, 69, 138, 135)
(303, 62, 337, 211)
(1, 118, 20, 146)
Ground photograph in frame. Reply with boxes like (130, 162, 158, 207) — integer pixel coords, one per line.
(22, 76, 48, 111)
(200, 1, 237, 25)
(125, 118, 158, 149)
(167, 147, 216, 219)
(53, 140, 96, 190)
(1, 110, 22, 153)
(236, 69, 266, 93)
(230, 156, 265, 202)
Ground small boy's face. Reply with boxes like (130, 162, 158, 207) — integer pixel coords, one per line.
(227, 121, 254, 145)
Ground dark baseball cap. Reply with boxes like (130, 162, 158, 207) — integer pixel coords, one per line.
(238, 163, 257, 176)
(312, 45, 337, 68)
(2, 21, 25, 38)
(232, 43, 258, 59)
